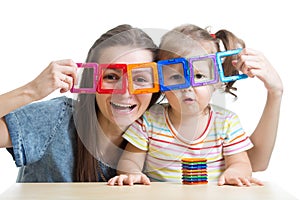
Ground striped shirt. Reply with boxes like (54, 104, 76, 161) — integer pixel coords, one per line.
(123, 103, 253, 182)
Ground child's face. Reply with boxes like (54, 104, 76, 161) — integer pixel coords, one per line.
(164, 48, 216, 116)
(164, 64, 214, 116)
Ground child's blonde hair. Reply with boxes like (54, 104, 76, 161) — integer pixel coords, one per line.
(158, 24, 245, 97)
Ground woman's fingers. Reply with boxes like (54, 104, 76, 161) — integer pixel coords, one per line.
(232, 48, 269, 79)
(59, 74, 73, 93)
(57, 59, 78, 85)
(47, 59, 77, 93)
(234, 48, 283, 93)
(29, 59, 78, 99)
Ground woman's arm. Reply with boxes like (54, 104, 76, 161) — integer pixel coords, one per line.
(248, 89, 282, 171)
(0, 59, 77, 148)
(234, 48, 283, 171)
(107, 143, 150, 186)
(0, 84, 37, 147)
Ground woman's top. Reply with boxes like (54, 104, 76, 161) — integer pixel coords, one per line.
(5, 96, 116, 182)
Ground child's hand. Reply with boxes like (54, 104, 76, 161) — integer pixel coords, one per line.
(218, 168, 263, 186)
(107, 173, 150, 186)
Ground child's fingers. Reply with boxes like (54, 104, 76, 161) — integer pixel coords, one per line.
(218, 174, 226, 186)
(232, 178, 243, 187)
(107, 176, 118, 186)
(127, 175, 135, 186)
(117, 174, 128, 186)
(239, 177, 251, 186)
(249, 177, 264, 186)
(140, 174, 151, 185)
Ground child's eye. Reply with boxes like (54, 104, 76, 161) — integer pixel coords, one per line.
(170, 74, 183, 80)
(165, 74, 185, 85)
(194, 73, 206, 80)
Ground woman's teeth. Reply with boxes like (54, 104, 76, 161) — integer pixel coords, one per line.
(110, 102, 136, 110)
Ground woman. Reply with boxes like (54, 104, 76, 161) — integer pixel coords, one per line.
(0, 24, 161, 182)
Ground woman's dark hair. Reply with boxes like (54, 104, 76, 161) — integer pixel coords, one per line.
(74, 24, 160, 181)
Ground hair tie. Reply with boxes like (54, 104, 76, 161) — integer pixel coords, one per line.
(210, 34, 216, 39)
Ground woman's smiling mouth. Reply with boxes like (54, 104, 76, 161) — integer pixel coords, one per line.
(110, 102, 137, 112)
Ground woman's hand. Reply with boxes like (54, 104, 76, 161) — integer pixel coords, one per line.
(27, 59, 77, 101)
(233, 48, 283, 95)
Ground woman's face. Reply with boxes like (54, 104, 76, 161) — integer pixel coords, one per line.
(95, 46, 154, 130)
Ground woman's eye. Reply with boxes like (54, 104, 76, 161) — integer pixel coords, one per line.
(103, 74, 120, 82)
(133, 76, 153, 88)
(134, 77, 147, 83)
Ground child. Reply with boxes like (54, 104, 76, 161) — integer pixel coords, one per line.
(107, 24, 264, 186)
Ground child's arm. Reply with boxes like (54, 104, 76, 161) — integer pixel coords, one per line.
(218, 151, 263, 186)
(234, 48, 283, 171)
(107, 143, 150, 186)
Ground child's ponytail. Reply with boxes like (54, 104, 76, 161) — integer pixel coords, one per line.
(215, 30, 245, 97)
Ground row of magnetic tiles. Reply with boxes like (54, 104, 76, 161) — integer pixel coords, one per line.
(71, 49, 247, 94)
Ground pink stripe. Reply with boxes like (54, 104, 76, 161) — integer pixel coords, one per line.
(130, 123, 148, 139)
(214, 112, 235, 120)
(150, 142, 187, 154)
(147, 157, 181, 169)
(149, 136, 223, 150)
(149, 142, 223, 158)
(223, 142, 252, 154)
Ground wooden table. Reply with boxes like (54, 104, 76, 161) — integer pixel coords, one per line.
(0, 182, 297, 200)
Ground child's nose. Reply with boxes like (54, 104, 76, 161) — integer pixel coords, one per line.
(181, 86, 193, 92)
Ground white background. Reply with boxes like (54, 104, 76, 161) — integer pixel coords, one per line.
(0, 0, 299, 198)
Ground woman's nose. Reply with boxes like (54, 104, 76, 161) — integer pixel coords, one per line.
(116, 77, 132, 97)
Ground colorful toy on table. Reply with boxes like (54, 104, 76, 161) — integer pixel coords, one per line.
(71, 48, 247, 94)
(181, 158, 208, 185)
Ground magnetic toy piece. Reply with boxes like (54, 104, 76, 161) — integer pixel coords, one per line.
(181, 157, 208, 185)
(216, 48, 248, 82)
(127, 62, 159, 94)
(157, 58, 190, 92)
(70, 63, 99, 93)
(188, 54, 218, 87)
(96, 63, 127, 94)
